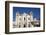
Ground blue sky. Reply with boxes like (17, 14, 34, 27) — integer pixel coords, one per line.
(13, 7, 40, 21)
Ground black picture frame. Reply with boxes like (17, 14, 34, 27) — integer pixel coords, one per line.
(5, 1, 45, 34)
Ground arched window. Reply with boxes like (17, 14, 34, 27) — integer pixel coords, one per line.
(24, 23, 27, 27)
(28, 23, 30, 27)
(28, 22, 31, 27)
(28, 18, 30, 20)
(19, 25, 21, 28)
(24, 24, 26, 27)
(24, 17, 25, 20)
(19, 22, 21, 28)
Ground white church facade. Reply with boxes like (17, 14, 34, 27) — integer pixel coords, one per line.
(13, 12, 40, 28)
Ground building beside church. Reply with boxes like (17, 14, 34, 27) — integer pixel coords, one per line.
(13, 11, 40, 28)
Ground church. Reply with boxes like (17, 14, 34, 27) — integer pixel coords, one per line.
(13, 11, 40, 28)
